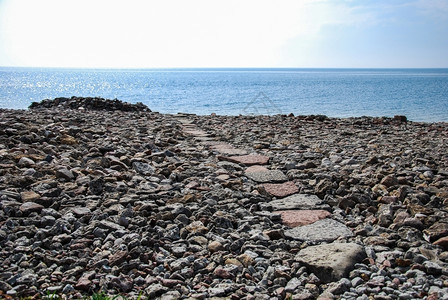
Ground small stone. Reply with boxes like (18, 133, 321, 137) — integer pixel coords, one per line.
(132, 161, 154, 175)
(18, 157, 35, 167)
(434, 236, 448, 250)
(213, 266, 235, 279)
(225, 258, 243, 267)
(379, 196, 398, 204)
(75, 277, 92, 291)
(110, 274, 133, 292)
(60, 135, 77, 145)
(20, 191, 40, 202)
(237, 253, 255, 267)
(19, 202, 44, 215)
(208, 287, 226, 297)
(159, 279, 182, 289)
(55, 167, 74, 181)
(62, 284, 75, 294)
(424, 222, 448, 242)
(380, 175, 398, 187)
(285, 277, 301, 292)
(89, 177, 104, 195)
(71, 207, 91, 217)
(263, 229, 285, 240)
(185, 221, 208, 234)
(424, 261, 443, 275)
(108, 250, 128, 266)
(145, 283, 167, 298)
(325, 278, 351, 295)
(208, 241, 225, 253)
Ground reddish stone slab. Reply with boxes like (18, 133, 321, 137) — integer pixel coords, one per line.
(263, 181, 299, 198)
(277, 210, 331, 227)
(218, 154, 270, 166)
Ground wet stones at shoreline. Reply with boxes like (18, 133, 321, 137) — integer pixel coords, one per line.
(1, 106, 448, 299)
(29, 96, 150, 112)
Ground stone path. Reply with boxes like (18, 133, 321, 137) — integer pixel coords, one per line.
(3, 99, 448, 299)
(177, 114, 363, 284)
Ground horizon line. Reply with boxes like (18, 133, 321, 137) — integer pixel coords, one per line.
(1, 66, 448, 70)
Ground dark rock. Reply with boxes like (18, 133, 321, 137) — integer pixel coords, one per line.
(29, 96, 151, 112)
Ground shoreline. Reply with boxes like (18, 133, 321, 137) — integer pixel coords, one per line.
(1, 100, 448, 299)
(3, 107, 448, 126)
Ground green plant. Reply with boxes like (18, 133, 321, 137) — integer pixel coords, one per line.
(45, 290, 60, 300)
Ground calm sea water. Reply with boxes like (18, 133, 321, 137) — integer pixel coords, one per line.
(0, 67, 447, 122)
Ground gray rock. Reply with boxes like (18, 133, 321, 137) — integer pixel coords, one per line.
(325, 278, 352, 294)
(245, 170, 288, 183)
(285, 219, 353, 242)
(110, 274, 133, 292)
(145, 283, 167, 298)
(89, 177, 104, 195)
(18, 157, 35, 167)
(160, 291, 182, 300)
(295, 242, 366, 282)
(424, 261, 443, 275)
(71, 207, 91, 217)
(132, 161, 154, 176)
(270, 194, 330, 211)
(208, 287, 226, 297)
(285, 277, 302, 292)
(98, 220, 125, 232)
(55, 167, 74, 181)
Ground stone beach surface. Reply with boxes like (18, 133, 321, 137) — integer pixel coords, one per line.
(1, 97, 448, 299)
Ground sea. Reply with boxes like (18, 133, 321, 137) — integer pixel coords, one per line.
(0, 67, 447, 122)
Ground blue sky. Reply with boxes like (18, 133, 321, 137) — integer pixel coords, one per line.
(0, 0, 447, 68)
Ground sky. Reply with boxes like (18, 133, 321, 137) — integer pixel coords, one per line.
(0, 0, 447, 68)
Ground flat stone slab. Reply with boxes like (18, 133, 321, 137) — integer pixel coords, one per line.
(183, 129, 210, 137)
(284, 219, 353, 242)
(262, 181, 299, 198)
(277, 210, 331, 227)
(211, 144, 248, 155)
(218, 155, 269, 166)
(295, 243, 366, 282)
(245, 170, 288, 183)
(245, 165, 269, 173)
(269, 194, 330, 211)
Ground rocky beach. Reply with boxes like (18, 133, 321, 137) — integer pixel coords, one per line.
(1, 97, 448, 299)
